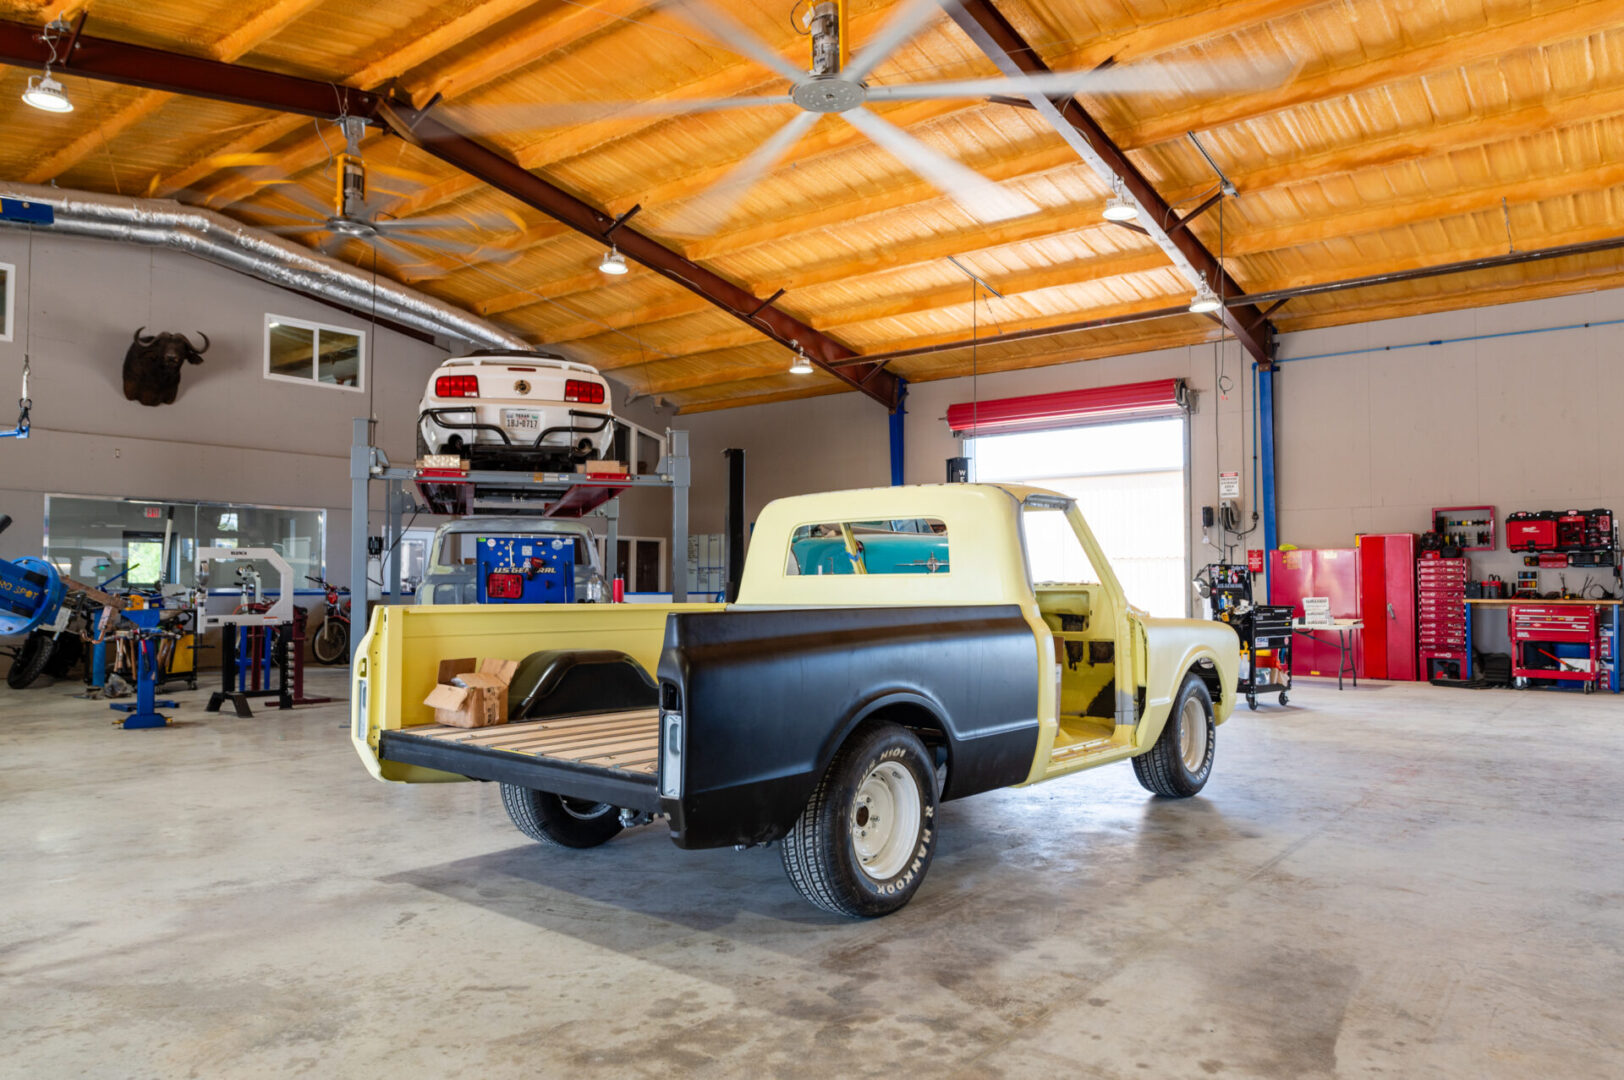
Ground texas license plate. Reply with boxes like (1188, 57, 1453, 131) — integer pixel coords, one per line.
(502, 409, 541, 432)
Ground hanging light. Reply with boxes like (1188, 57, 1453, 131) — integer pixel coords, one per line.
(1101, 177, 1136, 223)
(598, 245, 628, 275)
(21, 19, 73, 114)
(22, 73, 72, 113)
(788, 344, 813, 375)
(1189, 283, 1222, 314)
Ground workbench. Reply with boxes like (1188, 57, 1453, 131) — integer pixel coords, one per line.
(1291, 619, 1363, 690)
(1464, 599, 1621, 693)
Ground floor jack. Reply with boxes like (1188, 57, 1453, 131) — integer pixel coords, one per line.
(109, 610, 177, 730)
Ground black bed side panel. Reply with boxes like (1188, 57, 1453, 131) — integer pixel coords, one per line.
(658, 605, 1040, 849)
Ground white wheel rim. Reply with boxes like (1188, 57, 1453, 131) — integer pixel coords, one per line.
(1179, 696, 1209, 772)
(851, 761, 922, 880)
(559, 798, 612, 820)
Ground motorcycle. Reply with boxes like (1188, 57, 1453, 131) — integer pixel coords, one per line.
(307, 576, 352, 665)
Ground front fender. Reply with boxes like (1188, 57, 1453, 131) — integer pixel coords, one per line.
(1134, 616, 1240, 749)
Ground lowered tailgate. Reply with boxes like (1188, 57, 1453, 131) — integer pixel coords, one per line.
(379, 707, 662, 812)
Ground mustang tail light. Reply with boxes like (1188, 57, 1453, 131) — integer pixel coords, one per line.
(435, 374, 479, 398)
(486, 573, 523, 600)
(564, 379, 606, 405)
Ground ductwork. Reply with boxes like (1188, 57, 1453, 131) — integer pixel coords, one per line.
(0, 183, 531, 352)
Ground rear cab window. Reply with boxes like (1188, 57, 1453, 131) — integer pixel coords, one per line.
(785, 519, 949, 576)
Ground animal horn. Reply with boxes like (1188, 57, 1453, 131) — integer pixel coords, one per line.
(193, 332, 211, 355)
(134, 326, 156, 345)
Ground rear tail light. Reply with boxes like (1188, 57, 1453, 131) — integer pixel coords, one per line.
(486, 573, 523, 600)
(435, 374, 479, 398)
(564, 379, 605, 405)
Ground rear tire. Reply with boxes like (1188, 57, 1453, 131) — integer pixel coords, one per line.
(501, 784, 623, 848)
(1134, 673, 1216, 798)
(780, 723, 937, 918)
(6, 631, 57, 689)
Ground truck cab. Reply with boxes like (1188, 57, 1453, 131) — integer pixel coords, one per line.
(353, 484, 1238, 917)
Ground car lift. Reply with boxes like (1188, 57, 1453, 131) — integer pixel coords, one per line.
(348, 418, 692, 659)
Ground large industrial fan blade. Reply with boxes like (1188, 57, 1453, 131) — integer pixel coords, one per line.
(666, 110, 821, 234)
(667, 0, 808, 82)
(440, 95, 795, 133)
(840, 0, 944, 84)
(842, 106, 1034, 222)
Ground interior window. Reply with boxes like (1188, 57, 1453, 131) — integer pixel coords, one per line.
(786, 519, 949, 575)
(0, 262, 13, 342)
(265, 315, 365, 391)
(44, 495, 324, 588)
(1020, 503, 1098, 585)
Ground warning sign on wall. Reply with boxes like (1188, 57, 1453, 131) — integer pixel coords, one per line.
(1247, 549, 1265, 572)
(1218, 471, 1241, 498)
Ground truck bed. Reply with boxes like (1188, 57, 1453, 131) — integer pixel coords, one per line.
(378, 707, 662, 812)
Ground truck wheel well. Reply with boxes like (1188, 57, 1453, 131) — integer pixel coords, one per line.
(1190, 659, 1223, 706)
(853, 703, 951, 777)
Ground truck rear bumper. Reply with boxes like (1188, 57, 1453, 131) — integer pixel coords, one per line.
(378, 710, 662, 813)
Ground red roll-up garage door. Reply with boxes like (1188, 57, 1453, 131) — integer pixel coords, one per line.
(946, 378, 1187, 437)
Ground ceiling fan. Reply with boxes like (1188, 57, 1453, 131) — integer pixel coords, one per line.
(440, 0, 1289, 235)
(192, 117, 525, 271)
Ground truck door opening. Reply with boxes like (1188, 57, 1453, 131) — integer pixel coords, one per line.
(1022, 502, 1121, 751)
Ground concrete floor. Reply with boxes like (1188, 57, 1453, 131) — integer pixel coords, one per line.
(2, 671, 1621, 1079)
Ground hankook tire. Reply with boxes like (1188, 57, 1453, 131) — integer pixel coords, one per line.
(780, 722, 938, 918)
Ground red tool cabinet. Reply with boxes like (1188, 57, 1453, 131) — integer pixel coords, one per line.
(1357, 533, 1418, 681)
(1509, 604, 1600, 687)
(1417, 557, 1469, 680)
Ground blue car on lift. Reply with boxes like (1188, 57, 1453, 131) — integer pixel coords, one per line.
(787, 519, 950, 576)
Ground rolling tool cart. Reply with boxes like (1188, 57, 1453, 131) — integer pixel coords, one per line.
(1201, 563, 1295, 709)
(1418, 556, 1470, 681)
(1510, 603, 1602, 692)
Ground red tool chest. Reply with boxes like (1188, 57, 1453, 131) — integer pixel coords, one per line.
(1509, 604, 1600, 687)
(1417, 557, 1469, 679)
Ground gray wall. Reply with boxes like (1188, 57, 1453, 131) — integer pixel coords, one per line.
(1274, 286, 1624, 591)
(674, 284, 1624, 616)
(677, 340, 1256, 594)
(0, 230, 451, 581)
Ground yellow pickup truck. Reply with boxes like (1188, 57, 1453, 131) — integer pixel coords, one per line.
(352, 484, 1239, 917)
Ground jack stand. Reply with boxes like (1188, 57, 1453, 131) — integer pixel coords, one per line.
(110, 634, 176, 729)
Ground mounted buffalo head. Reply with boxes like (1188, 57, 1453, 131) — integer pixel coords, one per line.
(122, 328, 209, 407)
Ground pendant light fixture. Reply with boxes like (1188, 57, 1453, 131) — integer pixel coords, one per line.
(1101, 176, 1136, 223)
(20, 19, 74, 114)
(1188, 283, 1222, 314)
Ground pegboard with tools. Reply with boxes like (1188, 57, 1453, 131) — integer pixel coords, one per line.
(475, 535, 576, 604)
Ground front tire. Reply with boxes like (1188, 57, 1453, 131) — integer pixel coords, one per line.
(311, 619, 348, 665)
(501, 784, 623, 848)
(1133, 673, 1216, 798)
(6, 631, 57, 689)
(780, 723, 938, 918)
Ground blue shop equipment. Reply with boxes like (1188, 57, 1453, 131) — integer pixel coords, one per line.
(475, 535, 577, 604)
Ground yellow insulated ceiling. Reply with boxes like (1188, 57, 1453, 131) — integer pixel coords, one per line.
(2, 0, 1621, 410)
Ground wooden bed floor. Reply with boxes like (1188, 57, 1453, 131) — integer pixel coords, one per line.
(401, 708, 660, 774)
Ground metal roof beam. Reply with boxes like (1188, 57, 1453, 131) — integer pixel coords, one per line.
(0, 18, 898, 409)
(945, 0, 1276, 369)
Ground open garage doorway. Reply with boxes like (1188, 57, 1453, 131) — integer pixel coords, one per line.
(968, 417, 1188, 616)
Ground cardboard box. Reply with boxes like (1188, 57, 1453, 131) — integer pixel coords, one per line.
(423, 657, 519, 728)
(576, 459, 628, 476)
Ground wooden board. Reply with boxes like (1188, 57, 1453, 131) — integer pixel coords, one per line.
(403, 708, 661, 774)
